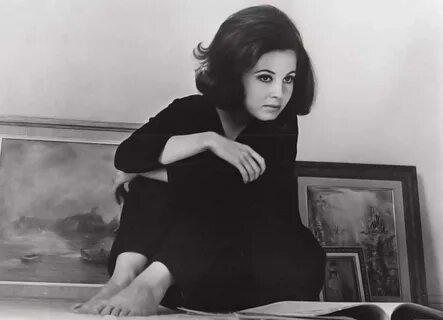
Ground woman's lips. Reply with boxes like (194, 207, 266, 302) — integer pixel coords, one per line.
(263, 104, 281, 109)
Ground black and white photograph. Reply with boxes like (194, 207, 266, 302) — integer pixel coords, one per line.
(0, 1, 442, 319)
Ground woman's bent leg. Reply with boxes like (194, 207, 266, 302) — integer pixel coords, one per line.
(108, 176, 172, 275)
(249, 226, 326, 305)
(76, 176, 173, 314)
(154, 217, 252, 312)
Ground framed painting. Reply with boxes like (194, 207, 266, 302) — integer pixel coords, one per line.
(320, 246, 370, 302)
(0, 116, 138, 300)
(295, 161, 427, 305)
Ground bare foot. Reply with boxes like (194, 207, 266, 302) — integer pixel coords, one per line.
(98, 280, 160, 317)
(73, 277, 132, 314)
(98, 261, 172, 317)
(73, 252, 149, 314)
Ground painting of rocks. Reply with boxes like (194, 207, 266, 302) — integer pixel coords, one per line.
(0, 137, 120, 284)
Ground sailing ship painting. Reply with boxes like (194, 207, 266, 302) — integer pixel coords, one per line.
(307, 186, 400, 300)
(0, 137, 120, 284)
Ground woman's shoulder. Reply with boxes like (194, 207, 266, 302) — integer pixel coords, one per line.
(167, 94, 211, 112)
(147, 94, 216, 132)
(146, 94, 212, 124)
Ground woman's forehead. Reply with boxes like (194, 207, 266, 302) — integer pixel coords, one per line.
(251, 50, 297, 72)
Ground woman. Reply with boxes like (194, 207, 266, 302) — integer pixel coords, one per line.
(75, 5, 325, 316)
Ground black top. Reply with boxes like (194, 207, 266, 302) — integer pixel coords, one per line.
(113, 95, 325, 308)
(114, 94, 302, 234)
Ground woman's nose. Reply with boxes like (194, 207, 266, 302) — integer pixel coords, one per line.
(270, 81, 283, 99)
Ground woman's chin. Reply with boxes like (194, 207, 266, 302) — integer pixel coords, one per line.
(254, 112, 281, 121)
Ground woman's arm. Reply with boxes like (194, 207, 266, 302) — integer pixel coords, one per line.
(113, 168, 168, 190)
(114, 97, 265, 182)
(161, 131, 266, 183)
(114, 98, 192, 173)
(158, 132, 214, 165)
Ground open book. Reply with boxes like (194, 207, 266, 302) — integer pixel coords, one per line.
(238, 301, 443, 320)
(178, 301, 443, 320)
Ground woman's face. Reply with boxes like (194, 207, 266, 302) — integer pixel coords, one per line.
(242, 50, 296, 121)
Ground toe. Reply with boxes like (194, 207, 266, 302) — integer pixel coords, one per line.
(111, 306, 121, 316)
(71, 303, 83, 310)
(100, 305, 114, 315)
(76, 304, 92, 314)
(128, 310, 137, 317)
(95, 301, 107, 314)
(119, 308, 130, 317)
(72, 306, 83, 314)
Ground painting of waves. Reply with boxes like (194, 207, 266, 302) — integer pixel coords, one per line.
(0, 137, 120, 284)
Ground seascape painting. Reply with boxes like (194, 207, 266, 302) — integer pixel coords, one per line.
(0, 137, 120, 284)
(307, 186, 400, 299)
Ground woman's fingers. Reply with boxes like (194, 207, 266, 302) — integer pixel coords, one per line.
(236, 153, 264, 183)
(114, 171, 135, 185)
(235, 160, 250, 183)
(113, 171, 136, 194)
(229, 145, 265, 183)
(250, 150, 266, 175)
(241, 145, 266, 181)
(241, 155, 259, 182)
(211, 136, 266, 183)
(239, 161, 254, 183)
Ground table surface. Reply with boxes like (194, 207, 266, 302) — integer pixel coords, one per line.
(1, 298, 439, 320)
(0, 298, 192, 320)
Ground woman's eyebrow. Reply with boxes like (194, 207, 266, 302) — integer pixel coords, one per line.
(253, 69, 296, 74)
(254, 69, 274, 74)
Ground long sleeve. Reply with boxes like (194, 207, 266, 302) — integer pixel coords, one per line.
(114, 98, 193, 173)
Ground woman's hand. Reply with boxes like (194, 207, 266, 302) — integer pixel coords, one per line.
(112, 169, 168, 204)
(207, 133, 266, 183)
(113, 171, 137, 204)
(113, 171, 137, 193)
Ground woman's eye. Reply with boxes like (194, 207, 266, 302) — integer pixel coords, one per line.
(257, 74, 272, 82)
(283, 75, 295, 84)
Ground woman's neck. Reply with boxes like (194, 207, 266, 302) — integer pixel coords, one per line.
(215, 107, 250, 140)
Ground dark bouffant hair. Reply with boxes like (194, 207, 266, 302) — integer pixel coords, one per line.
(194, 5, 316, 126)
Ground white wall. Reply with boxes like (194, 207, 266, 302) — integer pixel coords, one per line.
(0, 0, 442, 308)
(0, 0, 292, 121)
(290, 0, 443, 308)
